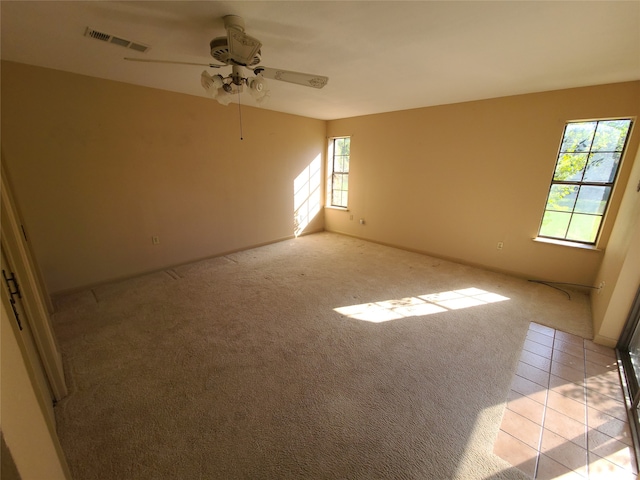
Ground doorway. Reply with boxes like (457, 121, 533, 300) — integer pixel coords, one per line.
(616, 285, 640, 463)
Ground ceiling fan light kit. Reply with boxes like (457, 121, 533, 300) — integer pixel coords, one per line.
(200, 68, 269, 106)
(247, 74, 270, 104)
(125, 14, 328, 107)
(200, 71, 223, 93)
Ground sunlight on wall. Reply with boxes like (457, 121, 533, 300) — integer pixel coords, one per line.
(334, 288, 510, 323)
(294, 154, 322, 237)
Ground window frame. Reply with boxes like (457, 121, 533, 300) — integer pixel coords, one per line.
(537, 118, 634, 246)
(327, 136, 350, 209)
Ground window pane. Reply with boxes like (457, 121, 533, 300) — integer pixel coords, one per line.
(333, 173, 347, 190)
(335, 138, 350, 156)
(546, 184, 578, 212)
(626, 317, 640, 388)
(341, 138, 349, 152)
(583, 152, 621, 183)
(574, 186, 610, 215)
(539, 211, 571, 238)
(335, 155, 349, 173)
(539, 118, 632, 245)
(566, 214, 601, 243)
(342, 155, 350, 172)
(332, 190, 347, 207)
(560, 122, 596, 153)
(328, 136, 350, 209)
(553, 153, 588, 181)
(591, 119, 632, 152)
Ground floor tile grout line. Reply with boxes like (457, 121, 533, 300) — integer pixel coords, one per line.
(524, 334, 554, 350)
(512, 373, 549, 398)
(519, 356, 552, 373)
(526, 326, 555, 339)
(539, 325, 591, 478)
(530, 325, 554, 480)
(505, 324, 636, 479)
(583, 338, 591, 479)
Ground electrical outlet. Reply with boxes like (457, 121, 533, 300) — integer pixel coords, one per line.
(350, 214, 354, 220)
(152, 236, 160, 245)
(497, 241, 504, 250)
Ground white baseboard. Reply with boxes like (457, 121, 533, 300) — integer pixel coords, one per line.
(592, 334, 618, 348)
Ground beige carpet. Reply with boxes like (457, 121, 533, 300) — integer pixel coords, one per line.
(52, 232, 593, 479)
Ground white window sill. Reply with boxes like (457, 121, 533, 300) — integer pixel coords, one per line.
(325, 206, 349, 212)
(532, 237, 602, 252)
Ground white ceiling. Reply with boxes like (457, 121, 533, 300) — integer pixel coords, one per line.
(2, 1, 639, 120)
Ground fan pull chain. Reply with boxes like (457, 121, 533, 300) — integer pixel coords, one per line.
(237, 89, 243, 140)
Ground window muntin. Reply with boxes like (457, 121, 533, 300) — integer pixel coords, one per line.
(329, 137, 350, 208)
(539, 119, 633, 244)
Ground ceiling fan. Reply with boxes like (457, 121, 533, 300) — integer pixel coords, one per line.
(125, 15, 329, 106)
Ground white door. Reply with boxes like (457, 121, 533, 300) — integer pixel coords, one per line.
(0, 166, 67, 405)
(1, 248, 56, 424)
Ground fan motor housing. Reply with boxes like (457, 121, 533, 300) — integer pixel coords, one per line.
(210, 37, 261, 67)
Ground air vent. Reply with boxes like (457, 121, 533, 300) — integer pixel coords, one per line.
(84, 27, 150, 53)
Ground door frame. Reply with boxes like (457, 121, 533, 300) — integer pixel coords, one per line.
(615, 284, 640, 468)
(1, 164, 67, 401)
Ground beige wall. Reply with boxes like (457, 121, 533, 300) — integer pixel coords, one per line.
(591, 145, 640, 347)
(1, 61, 326, 294)
(326, 82, 640, 286)
(2, 60, 639, 301)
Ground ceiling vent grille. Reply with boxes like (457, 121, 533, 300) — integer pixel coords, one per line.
(84, 27, 150, 53)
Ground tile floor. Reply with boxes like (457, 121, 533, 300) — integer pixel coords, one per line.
(494, 322, 638, 479)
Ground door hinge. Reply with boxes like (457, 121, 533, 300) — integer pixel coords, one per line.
(3, 269, 23, 330)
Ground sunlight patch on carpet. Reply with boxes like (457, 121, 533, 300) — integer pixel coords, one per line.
(335, 287, 510, 323)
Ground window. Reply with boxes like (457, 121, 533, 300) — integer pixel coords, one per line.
(538, 118, 633, 244)
(328, 137, 350, 208)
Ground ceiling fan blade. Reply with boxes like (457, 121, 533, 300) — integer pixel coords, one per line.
(254, 67, 328, 89)
(124, 57, 224, 68)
